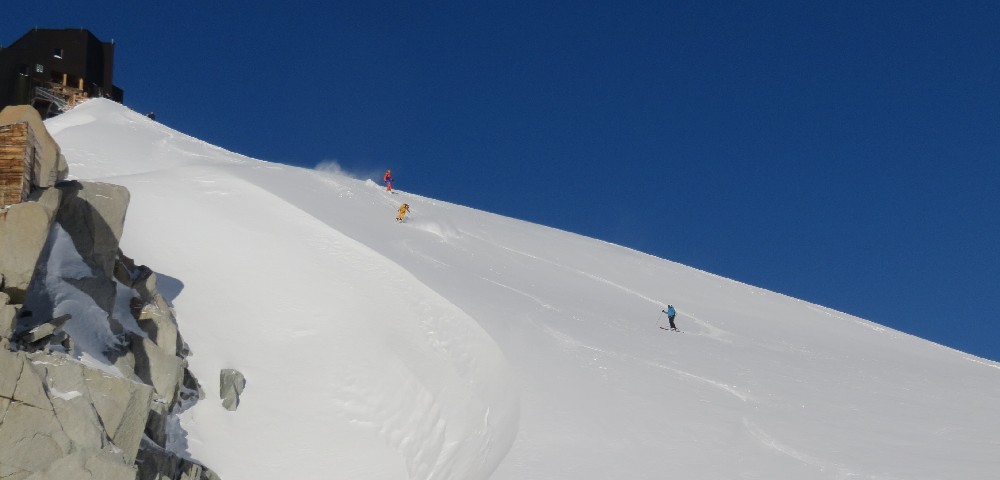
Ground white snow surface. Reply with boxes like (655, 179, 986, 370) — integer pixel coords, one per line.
(46, 99, 1000, 479)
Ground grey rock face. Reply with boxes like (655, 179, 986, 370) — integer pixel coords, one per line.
(0, 349, 49, 409)
(0, 400, 74, 474)
(0, 201, 57, 303)
(0, 294, 16, 339)
(133, 293, 182, 357)
(144, 400, 171, 448)
(17, 450, 137, 480)
(121, 255, 187, 360)
(130, 334, 185, 405)
(0, 349, 154, 478)
(77, 360, 156, 461)
(55, 180, 130, 279)
(26, 187, 64, 215)
(220, 369, 247, 411)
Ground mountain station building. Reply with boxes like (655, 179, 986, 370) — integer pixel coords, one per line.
(0, 28, 124, 119)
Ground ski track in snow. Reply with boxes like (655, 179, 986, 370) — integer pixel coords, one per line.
(543, 324, 752, 403)
(680, 311, 735, 343)
(463, 232, 663, 306)
(738, 418, 888, 480)
(402, 242, 455, 270)
(478, 277, 559, 312)
(645, 358, 753, 403)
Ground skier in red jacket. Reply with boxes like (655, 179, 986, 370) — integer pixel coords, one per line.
(383, 169, 393, 192)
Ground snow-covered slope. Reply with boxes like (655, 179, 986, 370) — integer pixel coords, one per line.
(47, 99, 1000, 479)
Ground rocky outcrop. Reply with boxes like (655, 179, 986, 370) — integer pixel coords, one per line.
(129, 266, 184, 358)
(55, 180, 130, 297)
(130, 334, 185, 405)
(0, 200, 58, 303)
(18, 313, 70, 345)
(136, 438, 222, 480)
(1, 161, 219, 477)
(0, 349, 152, 480)
(0, 291, 16, 339)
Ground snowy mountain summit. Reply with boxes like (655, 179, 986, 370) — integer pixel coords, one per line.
(46, 99, 1000, 479)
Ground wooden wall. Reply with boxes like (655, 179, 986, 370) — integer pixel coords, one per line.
(0, 123, 34, 208)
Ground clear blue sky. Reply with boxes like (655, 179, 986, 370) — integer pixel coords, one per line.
(6, 1, 999, 360)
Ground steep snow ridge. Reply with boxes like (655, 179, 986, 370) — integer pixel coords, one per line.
(47, 100, 519, 480)
(49, 101, 256, 178)
(49, 99, 1000, 480)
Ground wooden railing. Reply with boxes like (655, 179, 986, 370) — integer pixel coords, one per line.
(33, 82, 90, 113)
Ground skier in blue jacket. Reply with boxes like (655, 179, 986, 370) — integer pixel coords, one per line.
(663, 305, 677, 330)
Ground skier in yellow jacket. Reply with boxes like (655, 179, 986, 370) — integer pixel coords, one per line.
(396, 203, 410, 223)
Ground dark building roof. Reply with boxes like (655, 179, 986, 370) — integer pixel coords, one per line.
(0, 28, 124, 118)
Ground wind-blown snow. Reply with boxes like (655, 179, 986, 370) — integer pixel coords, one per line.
(29, 223, 126, 376)
(47, 99, 1000, 479)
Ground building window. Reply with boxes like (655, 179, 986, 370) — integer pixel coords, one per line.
(18, 65, 29, 76)
(35, 64, 43, 73)
(53, 48, 64, 59)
